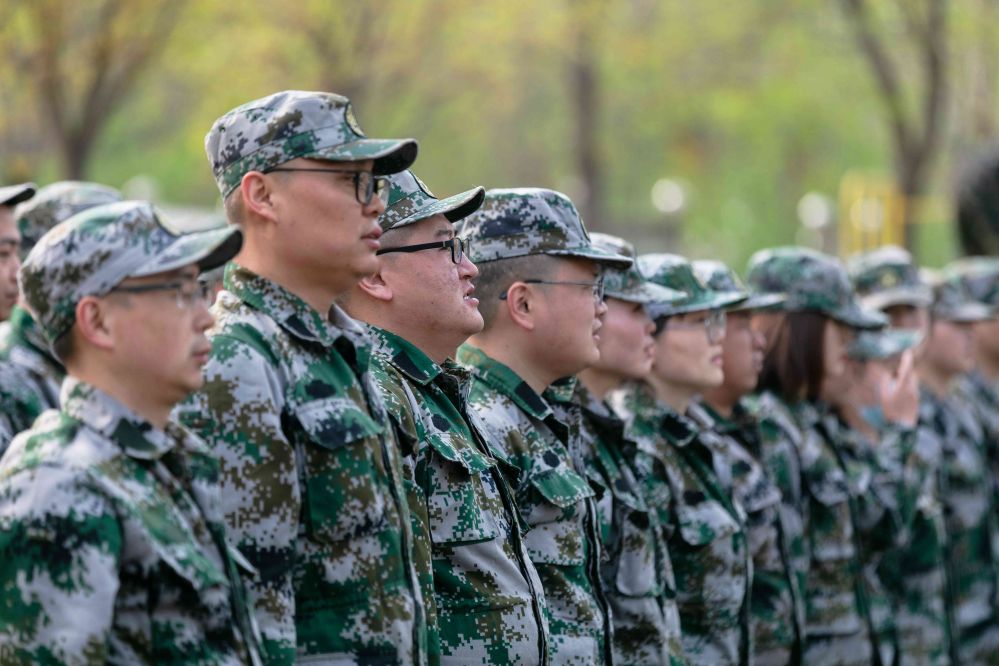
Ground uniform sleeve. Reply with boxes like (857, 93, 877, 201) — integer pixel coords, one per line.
(176, 333, 298, 665)
(0, 464, 121, 665)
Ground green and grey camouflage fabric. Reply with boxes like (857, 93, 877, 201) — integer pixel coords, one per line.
(589, 232, 685, 306)
(0, 182, 35, 207)
(456, 344, 612, 665)
(19, 200, 243, 346)
(751, 394, 875, 666)
(554, 382, 685, 666)
(637, 254, 745, 320)
(691, 259, 786, 312)
(847, 246, 933, 312)
(205, 90, 418, 197)
(928, 275, 993, 322)
(379, 170, 484, 232)
(689, 400, 803, 666)
(0, 306, 64, 454)
(744, 247, 884, 329)
(13, 180, 122, 258)
(847, 328, 922, 361)
(609, 384, 750, 666)
(944, 256, 999, 307)
(919, 388, 999, 664)
(456, 188, 631, 268)
(176, 264, 425, 665)
(368, 326, 550, 665)
(0, 378, 263, 664)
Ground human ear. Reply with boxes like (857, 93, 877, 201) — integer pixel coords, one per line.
(505, 283, 535, 332)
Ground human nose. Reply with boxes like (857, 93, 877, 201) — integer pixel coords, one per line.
(459, 253, 478, 279)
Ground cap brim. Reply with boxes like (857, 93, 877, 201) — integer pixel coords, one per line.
(548, 245, 633, 269)
(648, 290, 747, 318)
(0, 183, 36, 207)
(848, 328, 923, 360)
(832, 302, 887, 330)
(731, 292, 786, 312)
(608, 281, 687, 305)
(860, 287, 933, 311)
(938, 302, 994, 323)
(316, 138, 418, 176)
(131, 225, 244, 278)
(384, 186, 486, 231)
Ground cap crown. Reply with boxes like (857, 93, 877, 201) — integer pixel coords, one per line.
(15, 181, 122, 257)
(848, 246, 927, 302)
(693, 259, 749, 295)
(944, 256, 999, 306)
(747, 248, 849, 312)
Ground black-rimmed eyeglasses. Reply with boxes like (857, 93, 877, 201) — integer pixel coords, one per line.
(376, 237, 470, 265)
(111, 280, 213, 310)
(500, 276, 605, 302)
(265, 167, 390, 206)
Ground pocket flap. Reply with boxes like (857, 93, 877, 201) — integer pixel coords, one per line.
(676, 499, 739, 547)
(425, 430, 492, 474)
(293, 397, 383, 449)
(529, 464, 595, 509)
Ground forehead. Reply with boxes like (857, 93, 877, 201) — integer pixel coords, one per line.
(555, 256, 600, 277)
(288, 157, 373, 171)
(122, 264, 199, 283)
(0, 207, 19, 239)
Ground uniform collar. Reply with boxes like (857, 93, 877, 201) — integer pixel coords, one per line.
(456, 343, 553, 420)
(370, 326, 443, 386)
(60, 377, 178, 460)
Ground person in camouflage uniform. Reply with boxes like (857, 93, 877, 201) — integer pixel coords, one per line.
(690, 259, 805, 666)
(848, 246, 953, 666)
(915, 274, 999, 665)
(455, 188, 627, 664)
(749, 248, 887, 666)
(609, 253, 751, 666)
(176, 91, 427, 665)
(0, 200, 261, 664)
(341, 169, 552, 665)
(567, 232, 687, 666)
(0, 183, 34, 327)
(0, 181, 123, 453)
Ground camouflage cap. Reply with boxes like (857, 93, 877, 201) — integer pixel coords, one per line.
(943, 256, 999, 307)
(14, 181, 123, 257)
(19, 201, 243, 345)
(590, 232, 685, 305)
(847, 327, 923, 361)
(205, 90, 418, 197)
(847, 245, 932, 311)
(378, 170, 484, 232)
(0, 182, 35, 207)
(745, 246, 884, 329)
(927, 272, 994, 322)
(638, 253, 746, 318)
(456, 188, 632, 268)
(692, 259, 785, 312)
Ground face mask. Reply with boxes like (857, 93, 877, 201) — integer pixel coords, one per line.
(860, 405, 886, 430)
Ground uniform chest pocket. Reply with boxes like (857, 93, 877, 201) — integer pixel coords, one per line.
(613, 498, 659, 598)
(675, 497, 739, 548)
(524, 465, 595, 566)
(293, 397, 389, 544)
(805, 468, 857, 562)
(424, 431, 502, 545)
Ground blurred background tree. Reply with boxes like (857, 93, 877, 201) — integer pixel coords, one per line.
(1, 0, 995, 270)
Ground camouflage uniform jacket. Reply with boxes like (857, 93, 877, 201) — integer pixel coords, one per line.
(177, 264, 424, 665)
(753, 395, 873, 666)
(689, 400, 802, 666)
(610, 385, 750, 666)
(0, 378, 263, 665)
(0, 305, 64, 453)
(957, 371, 999, 558)
(919, 388, 999, 664)
(455, 344, 612, 666)
(552, 382, 684, 666)
(368, 327, 550, 665)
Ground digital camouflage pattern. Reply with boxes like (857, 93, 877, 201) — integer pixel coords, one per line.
(0, 378, 263, 665)
(379, 169, 484, 232)
(553, 382, 684, 666)
(609, 383, 750, 666)
(368, 326, 550, 665)
(944, 256, 999, 307)
(456, 188, 631, 268)
(18, 200, 243, 346)
(744, 247, 884, 329)
(0, 306, 64, 454)
(14, 180, 122, 258)
(177, 264, 424, 665)
(691, 259, 786, 312)
(588, 232, 685, 306)
(928, 275, 993, 322)
(636, 253, 745, 319)
(204, 90, 418, 197)
(919, 388, 999, 665)
(847, 246, 933, 312)
(456, 344, 612, 666)
(689, 400, 802, 666)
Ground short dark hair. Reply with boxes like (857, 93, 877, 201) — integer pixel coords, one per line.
(474, 254, 557, 328)
(756, 311, 827, 402)
(52, 330, 75, 365)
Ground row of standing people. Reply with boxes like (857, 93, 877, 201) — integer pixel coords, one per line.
(0, 89, 997, 666)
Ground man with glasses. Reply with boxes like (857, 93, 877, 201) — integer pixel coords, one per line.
(0, 181, 123, 453)
(454, 188, 630, 665)
(177, 91, 427, 665)
(0, 200, 262, 663)
(341, 170, 550, 665)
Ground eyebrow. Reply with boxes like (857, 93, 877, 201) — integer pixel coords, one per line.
(0, 238, 19, 248)
(434, 227, 455, 239)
